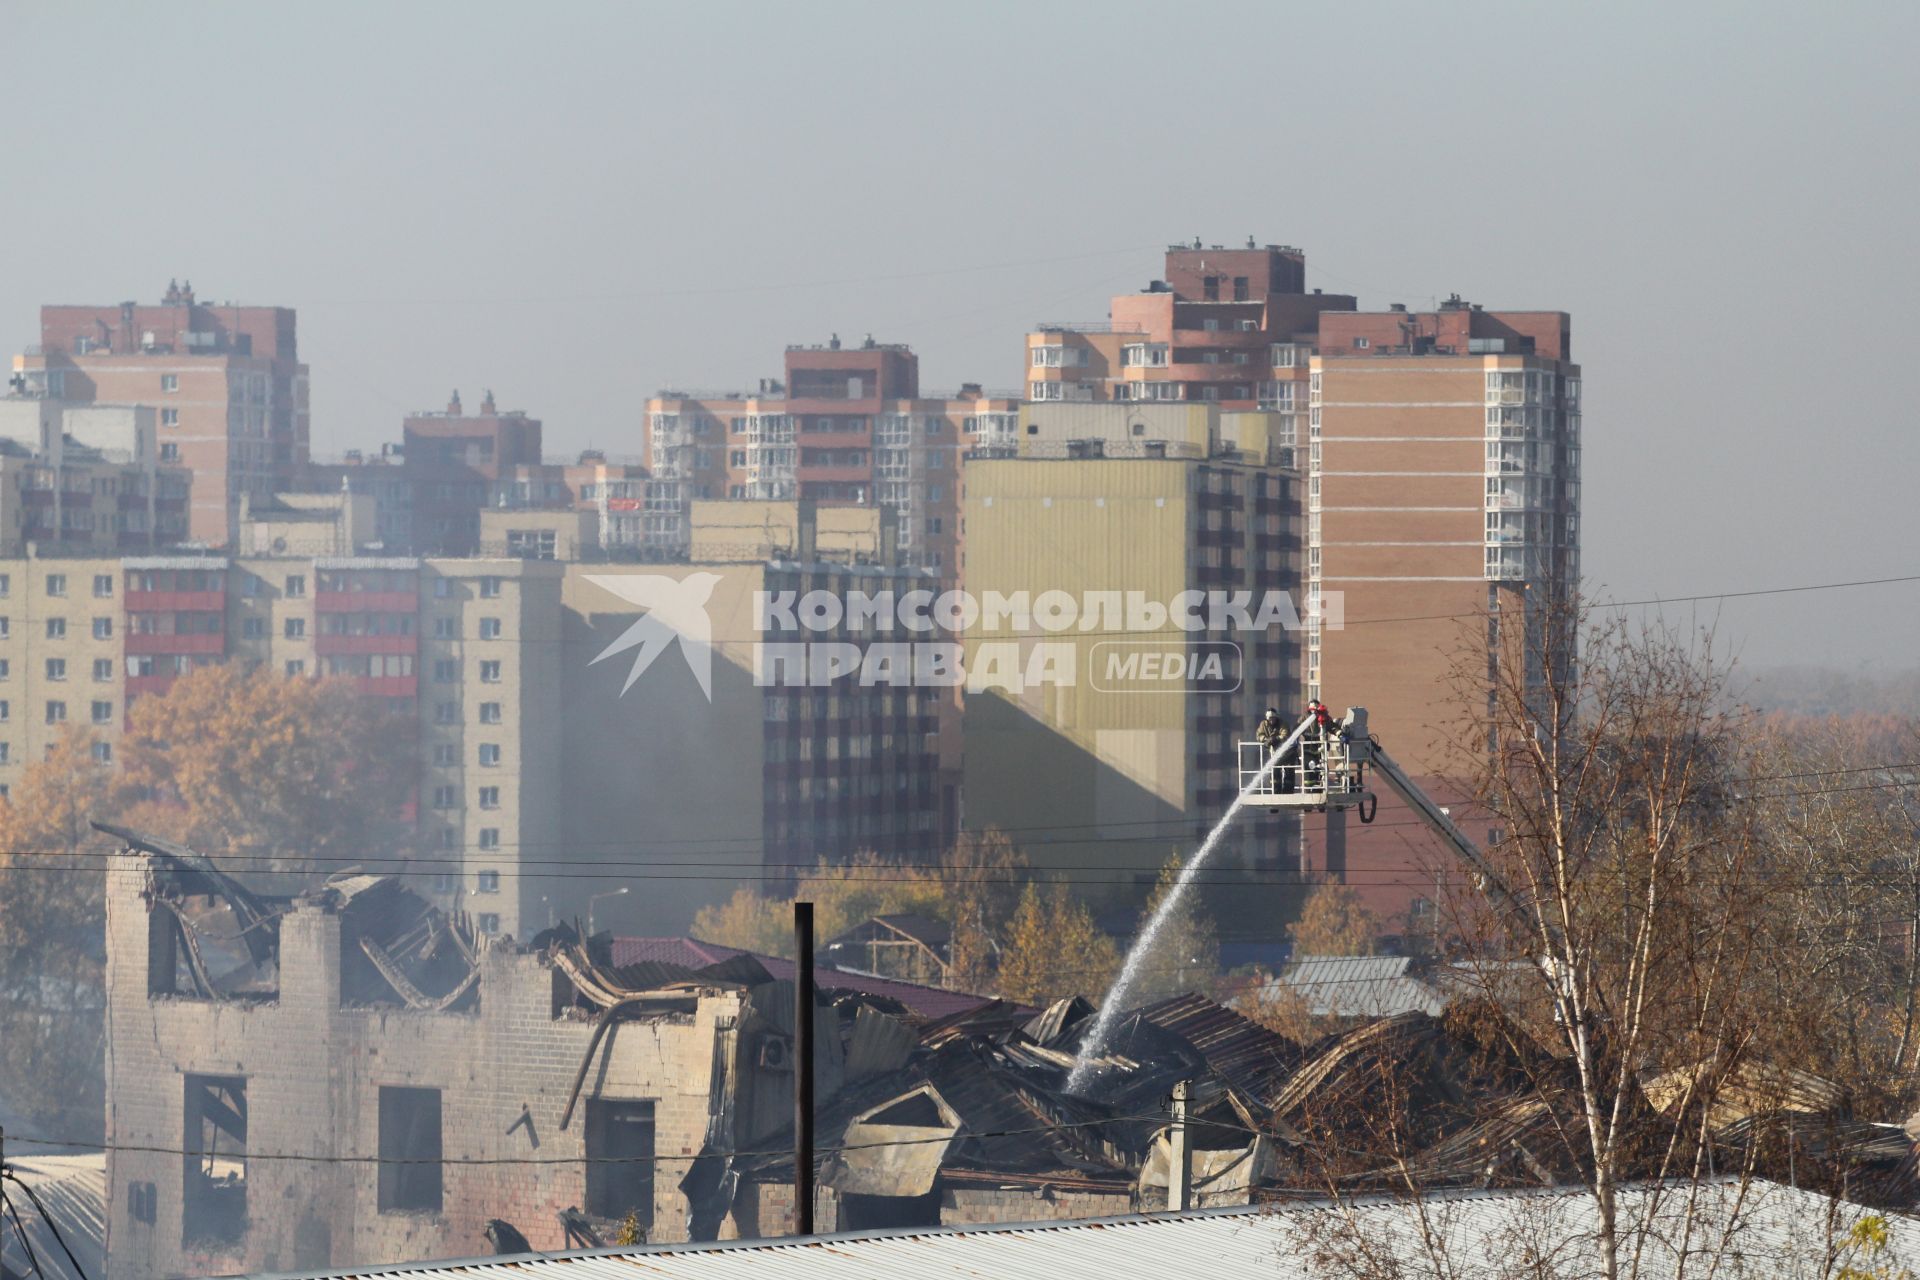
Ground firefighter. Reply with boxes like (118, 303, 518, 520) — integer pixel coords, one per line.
(1303, 699, 1334, 786)
(1256, 707, 1287, 755)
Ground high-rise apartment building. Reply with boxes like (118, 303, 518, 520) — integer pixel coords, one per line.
(557, 500, 947, 933)
(0, 546, 564, 937)
(1025, 242, 1355, 424)
(15, 282, 309, 545)
(0, 398, 192, 553)
(961, 404, 1302, 913)
(644, 340, 1018, 573)
(1305, 298, 1580, 927)
(296, 395, 649, 558)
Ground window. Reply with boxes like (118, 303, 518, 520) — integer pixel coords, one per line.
(479, 617, 502, 640)
(586, 1100, 656, 1226)
(477, 829, 500, 851)
(93, 617, 113, 640)
(430, 785, 457, 809)
(377, 1087, 443, 1214)
(161, 374, 180, 393)
(434, 701, 459, 725)
(0, 660, 10, 681)
(45, 618, 66, 640)
(91, 700, 112, 725)
(478, 786, 500, 809)
(45, 701, 65, 724)
(183, 1075, 247, 1246)
(478, 743, 501, 767)
(161, 408, 179, 426)
(476, 869, 500, 892)
(92, 741, 112, 764)
(479, 702, 502, 724)
(478, 913, 500, 934)
(0, 575, 9, 597)
(432, 617, 457, 639)
(45, 574, 66, 598)
(0, 702, 9, 722)
(45, 659, 66, 682)
(479, 660, 501, 683)
(432, 744, 457, 767)
(283, 618, 306, 639)
(160, 442, 180, 462)
(243, 617, 266, 638)
(93, 574, 113, 598)
(1353, 336, 1370, 350)
(1233, 276, 1250, 302)
(93, 658, 113, 682)
(285, 660, 305, 677)
(284, 575, 306, 598)
(479, 576, 502, 598)
(433, 660, 458, 683)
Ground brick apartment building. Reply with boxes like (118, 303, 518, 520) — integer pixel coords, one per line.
(1304, 298, 1581, 928)
(644, 340, 1018, 574)
(297, 392, 649, 559)
(0, 398, 192, 553)
(14, 282, 310, 545)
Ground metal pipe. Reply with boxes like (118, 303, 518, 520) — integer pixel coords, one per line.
(794, 900, 815, 1235)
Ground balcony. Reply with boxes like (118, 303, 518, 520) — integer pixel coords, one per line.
(126, 632, 225, 656)
(127, 590, 224, 612)
(348, 676, 418, 699)
(315, 634, 418, 657)
(315, 591, 418, 613)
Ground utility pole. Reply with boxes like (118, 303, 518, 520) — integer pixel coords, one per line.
(1168, 1080, 1192, 1212)
(793, 901, 815, 1236)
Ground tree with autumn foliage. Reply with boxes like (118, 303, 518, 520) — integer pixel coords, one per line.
(1288, 881, 1381, 957)
(995, 881, 1119, 1007)
(117, 663, 418, 873)
(0, 728, 118, 1140)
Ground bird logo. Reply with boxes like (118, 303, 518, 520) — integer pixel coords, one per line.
(584, 572, 724, 700)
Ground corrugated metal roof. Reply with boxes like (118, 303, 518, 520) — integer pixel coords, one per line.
(1, 1153, 105, 1280)
(245, 1181, 1918, 1279)
(1265, 954, 1445, 1018)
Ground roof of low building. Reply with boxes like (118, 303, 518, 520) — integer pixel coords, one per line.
(243, 1180, 1916, 1280)
(1264, 953, 1445, 1018)
(612, 936, 999, 1022)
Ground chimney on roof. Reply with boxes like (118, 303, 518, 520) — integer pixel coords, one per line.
(164, 279, 181, 305)
(180, 280, 194, 305)
(829, 333, 841, 351)
(448, 390, 463, 415)
(862, 333, 875, 350)
(481, 389, 496, 415)
(1247, 236, 1257, 249)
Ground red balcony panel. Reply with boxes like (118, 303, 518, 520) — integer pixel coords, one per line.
(315, 591, 418, 613)
(124, 632, 226, 656)
(125, 590, 224, 612)
(315, 634, 418, 657)
(126, 675, 177, 697)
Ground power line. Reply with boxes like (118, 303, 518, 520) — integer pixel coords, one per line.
(2, 1113, 1164, 1171)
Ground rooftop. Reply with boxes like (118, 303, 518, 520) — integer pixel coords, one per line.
(243, 1180, 1917, 1279)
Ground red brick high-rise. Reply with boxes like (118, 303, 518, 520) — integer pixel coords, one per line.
(18, 282, 309, 545)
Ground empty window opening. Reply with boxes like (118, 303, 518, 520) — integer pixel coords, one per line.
(378, 1086, 443, 1213)
(183, 1074, 247, 1247)
(585, 1099, 656, 1227)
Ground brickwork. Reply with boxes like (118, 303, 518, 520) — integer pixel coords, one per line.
(103, 852, 799, 1277)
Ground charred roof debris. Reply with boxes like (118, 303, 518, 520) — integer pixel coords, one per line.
(93, 824, 1920, 1277)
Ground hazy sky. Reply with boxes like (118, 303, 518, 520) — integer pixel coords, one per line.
(4, 1, 1915, 668)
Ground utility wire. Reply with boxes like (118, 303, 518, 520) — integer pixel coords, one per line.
(1, 1175, 87, 1280)
(0, 1190, 40, 1280)
(3, 1113, 1165, 1171)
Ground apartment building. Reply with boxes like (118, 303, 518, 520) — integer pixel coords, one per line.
(299, 399, 648, 557)
(644, 339, 1017, 573)
(15, 281, 309, 544)
(557, 500, 946, 935)
(1024, 242, 1355, 423)
(0, 398, 192, 553)
(1305, 298, 1580, 928)
(0, 546, 564, 931)
(961, 410, 1303, 921)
